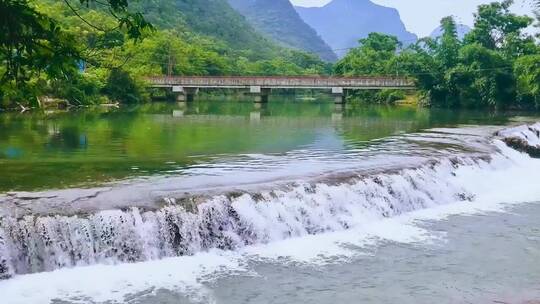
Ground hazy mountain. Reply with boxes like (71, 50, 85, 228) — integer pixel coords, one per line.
(430, 24, 472, 40)
(295, 0, 417, 57)
(227, 0, 337, 61)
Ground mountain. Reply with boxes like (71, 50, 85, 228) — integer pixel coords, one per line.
(227, 0, 337, 61)
(133, 0, 281, 60)
(295, 0, 417, 57)
(430, 24, 471, 40)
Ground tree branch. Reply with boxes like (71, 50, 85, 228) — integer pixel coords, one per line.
(62, 0, 107, 32)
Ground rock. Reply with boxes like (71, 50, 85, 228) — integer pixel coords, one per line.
(0, 259, 11, 280)
(497, 123, 540, 158)
(0, 232, 12, 280)
(502, 137, 540, 158)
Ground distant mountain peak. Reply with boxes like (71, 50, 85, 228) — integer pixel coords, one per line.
(295, 0, 417, 57)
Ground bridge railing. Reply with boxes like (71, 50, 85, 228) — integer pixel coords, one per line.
(146, 76, 415, 88)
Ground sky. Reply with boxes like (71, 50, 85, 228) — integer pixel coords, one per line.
(290, 0, 536, 37)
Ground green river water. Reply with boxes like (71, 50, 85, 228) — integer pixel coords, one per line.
(0, 99, 523, 192)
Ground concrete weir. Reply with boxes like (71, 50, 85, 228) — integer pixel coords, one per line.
(147, 76, 415, 103)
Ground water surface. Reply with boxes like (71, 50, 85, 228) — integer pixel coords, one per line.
(0, 100, 527, 192)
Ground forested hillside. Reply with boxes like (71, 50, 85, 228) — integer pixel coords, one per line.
(227, 0, 337, 61)
(134, 0, 278, 60)
(0, 0, 330, 109)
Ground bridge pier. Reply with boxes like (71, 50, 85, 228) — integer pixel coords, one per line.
(332, 87, 346, 104)
(251, 86, 271, 103)
(173, 86, 199, 102)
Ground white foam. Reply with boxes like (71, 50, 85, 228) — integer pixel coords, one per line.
(238, 141, 540, 266)
(239, 140, 540, 263)
(244, 220, 437, 266)
(0, 251, 245, 304)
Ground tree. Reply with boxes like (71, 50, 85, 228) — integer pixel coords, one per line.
(103, 68, 140, 103)
(456, 43, 515, 108)
(0, 0, 79, 82)
(437, 17, 460, 69)
(334, 33, 401, 76)
(0, 0, 152, 84)
(514, 54, 540, 108)
(464, 0, 533, 53)
(411, 4, 536, 109)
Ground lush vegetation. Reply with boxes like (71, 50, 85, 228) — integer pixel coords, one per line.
(335, 0, 540, 109)
(0, 0, 538, 110)
(0, 0, 330, 109)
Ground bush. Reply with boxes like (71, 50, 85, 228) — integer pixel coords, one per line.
(347, 89, 406, 104)
(376, 90, 406, 103)
(102, 68, 142, 104)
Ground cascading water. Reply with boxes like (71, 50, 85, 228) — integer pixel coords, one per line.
(0, 157, 483, 277)
(0, 123, 539, 280)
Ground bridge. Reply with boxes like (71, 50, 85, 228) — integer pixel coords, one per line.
(146, 76, 415, 103)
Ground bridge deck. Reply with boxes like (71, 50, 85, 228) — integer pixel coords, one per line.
(147, 76, 415, 89)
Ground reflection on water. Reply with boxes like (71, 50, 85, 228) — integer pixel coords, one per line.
(0, 99, 527, 192)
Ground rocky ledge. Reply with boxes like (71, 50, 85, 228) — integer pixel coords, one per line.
(497, 122, 540, 158)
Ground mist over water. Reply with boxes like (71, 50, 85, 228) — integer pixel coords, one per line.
(1, 101, 540, 303)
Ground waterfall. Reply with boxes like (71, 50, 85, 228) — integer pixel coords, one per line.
(0, 156, 482, 278)
(1, 123, 539, 279)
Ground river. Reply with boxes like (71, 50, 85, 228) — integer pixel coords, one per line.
(0, 100, 539, 303)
